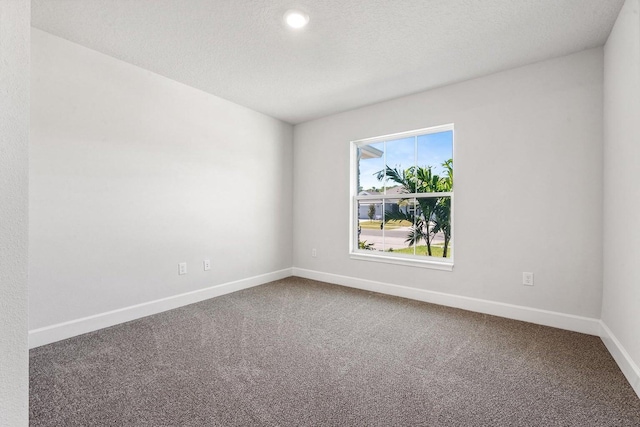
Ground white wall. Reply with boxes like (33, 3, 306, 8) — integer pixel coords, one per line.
(30, 30, 293, 335)
(293, 49, 604, 321)
(602, 0, 640, 394)
(0, 0, 29, 425)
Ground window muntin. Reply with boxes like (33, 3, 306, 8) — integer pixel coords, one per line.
(352, 125, 454, 268)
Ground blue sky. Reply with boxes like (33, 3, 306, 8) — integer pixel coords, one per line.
(358, 130, 453, 191)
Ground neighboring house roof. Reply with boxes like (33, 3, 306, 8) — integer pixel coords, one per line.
(386, 186, 405, 195)
(359, 145, 384, 159)
(358, 186, 406, 197)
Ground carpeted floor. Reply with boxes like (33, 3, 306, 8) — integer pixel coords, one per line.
(30, 277, 640, 426)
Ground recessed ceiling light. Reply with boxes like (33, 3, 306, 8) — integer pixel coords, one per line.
(284, 10, 309, 29)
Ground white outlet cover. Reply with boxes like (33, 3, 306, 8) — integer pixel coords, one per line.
(178, 262, 187, 275)
(523, 272, 534, 286)
(203, 259, 211, 271)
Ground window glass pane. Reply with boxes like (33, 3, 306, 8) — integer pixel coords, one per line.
(357, 200, 383, 251)
(383, 136, 415, 194)
(357, 142, 385, 193)
(414, 195, 452, 258)
(416, 131, 453, 193)
(382, 198, 415, 254)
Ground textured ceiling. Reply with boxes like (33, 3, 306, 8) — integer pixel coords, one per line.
(31, 0, 624, 124)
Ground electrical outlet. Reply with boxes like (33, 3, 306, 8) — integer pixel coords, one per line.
(523, 272, 534, 286)
(203, 259, 211, 271)
(178, 262, 187, 275)
(312, 248, 317, 258)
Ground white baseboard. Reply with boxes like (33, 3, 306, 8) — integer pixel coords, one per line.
(292, 268, 601, 336)
(28, 268, 293, 349)
(600, 321, 640, 399)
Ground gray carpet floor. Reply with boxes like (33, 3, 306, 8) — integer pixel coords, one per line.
(30, 277, 640, 426)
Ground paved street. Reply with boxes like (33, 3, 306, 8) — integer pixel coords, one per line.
(358, 222, 445, 251)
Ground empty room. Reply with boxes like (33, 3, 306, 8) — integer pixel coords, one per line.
(1, 0, 640, 425)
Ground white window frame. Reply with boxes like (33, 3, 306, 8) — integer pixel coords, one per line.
(349, 124, 454, 271)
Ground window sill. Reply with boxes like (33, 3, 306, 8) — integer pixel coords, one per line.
(350, 252, 454, 271)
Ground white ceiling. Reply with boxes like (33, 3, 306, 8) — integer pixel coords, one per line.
(31, 0, 624, 124)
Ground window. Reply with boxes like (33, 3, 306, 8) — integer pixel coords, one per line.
(350, 124, 454, 270)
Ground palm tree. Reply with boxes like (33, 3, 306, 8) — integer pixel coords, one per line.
(376, 159, 453, 257)
(433, 159, 453, 257)
(376, 165, 440, 256)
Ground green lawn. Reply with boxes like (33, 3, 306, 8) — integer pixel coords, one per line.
(390, 245, 450, 258)
(359, 220, 412, 229)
